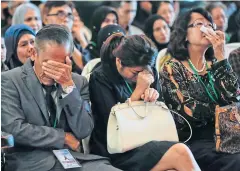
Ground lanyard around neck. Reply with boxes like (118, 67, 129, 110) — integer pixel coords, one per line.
(124, 80, 133, 94)
(53, 119, 57, 128)
(188, 59, 218, 103)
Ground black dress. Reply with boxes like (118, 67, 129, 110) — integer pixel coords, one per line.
(89, 64, 176, 171)
(161, 58, 240, 171)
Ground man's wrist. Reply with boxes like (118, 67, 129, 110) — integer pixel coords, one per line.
(62, 80, 74, 89)
(64, 132, 80, 151)
(64, 132, 70, 145)
(62, 80, 75, 95)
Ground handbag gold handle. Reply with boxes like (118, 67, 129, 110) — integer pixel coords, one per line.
(126, 98, 148, 118)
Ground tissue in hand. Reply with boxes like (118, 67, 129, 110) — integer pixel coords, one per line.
(200, 25, 216, 35)
(200, 25, 208, 34)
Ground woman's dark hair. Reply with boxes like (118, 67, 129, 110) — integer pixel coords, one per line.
(144, 15, 167, 38)
(113, 34, 158, 67)
(91, 6, 119, 44)
(44, 1, 74, 14)
(100, 32, 124, 74)
(97, 24, 126, 50)
(152, 1, 174, 14)
(144, 14, 169, 51)
(101, 34, 158, 74)
(168, 8, 215, 61)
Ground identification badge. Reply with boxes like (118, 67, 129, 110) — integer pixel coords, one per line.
(53, 149, 82, 169)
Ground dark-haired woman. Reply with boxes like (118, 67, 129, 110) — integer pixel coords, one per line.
(86, 6, 118, 60)
(161, 8, 240, 171)
(152, 1, 175, 27)
(144, 14, 171, 72)
(89, 34, 200, 171)
(144, 14, 170, 52)
(81, 24, 126, 80)
(1, 35, 8, 72)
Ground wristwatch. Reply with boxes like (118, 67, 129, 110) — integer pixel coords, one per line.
(62, 84, 76, 94)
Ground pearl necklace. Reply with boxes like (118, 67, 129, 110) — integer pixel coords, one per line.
(188, 59, 206, 73)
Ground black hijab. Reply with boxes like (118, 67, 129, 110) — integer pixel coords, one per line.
(90, 6, 119, 45)
(88, 24, 126, 74)
(4, 24, 35, 70)
(144, 14, 169, 52)
(97, 24, 126, 51)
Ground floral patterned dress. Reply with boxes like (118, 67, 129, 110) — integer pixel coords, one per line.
(160, 58, 239, 142)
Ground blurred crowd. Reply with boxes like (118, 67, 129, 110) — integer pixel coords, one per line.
(1, 1, 240, 171)
(1, 1, 239, 73)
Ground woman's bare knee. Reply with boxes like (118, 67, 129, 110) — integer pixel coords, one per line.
(170, 143, 192, 158)
(150, 143, 200, 171)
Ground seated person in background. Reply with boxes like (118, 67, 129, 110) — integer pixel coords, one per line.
(206, 2, 230, 43)
(86, 6, 119, 60)
(144, 14, 170, 52)
(72, 7, 92, 43)
(144, 14, 171, 72)
(89, 34, 200, 171)
(132, 1, 152, 30)
(44, 1, 90, 74)
(229, 9, 240, 43)
(1, 24, 121, 171)
(161, 8, 240, 171)
(1, 34, 8, 72)
(12, 2, 42, 34)
(4, 24, 35, 70)
(152, 1, 175, 28)
(82, 24, 126, 80)
(112, 1, 144, 36)
(1, 0, 29, 35)
(226, 2, 240, 43)
(228, 47, 240, 85)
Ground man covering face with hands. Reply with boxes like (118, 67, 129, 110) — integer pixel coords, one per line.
(1, 24, 121, 171)
(41, 56, 73, 88)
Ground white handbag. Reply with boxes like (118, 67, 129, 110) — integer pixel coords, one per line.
(107, 100, 192, 154)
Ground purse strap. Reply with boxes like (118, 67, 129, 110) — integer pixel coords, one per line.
(166, 106, 193, 143)
(126, 99, 192, 143)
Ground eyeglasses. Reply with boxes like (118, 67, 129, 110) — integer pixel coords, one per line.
(188, 20, 216, 30)
(47, 11, 74, 20)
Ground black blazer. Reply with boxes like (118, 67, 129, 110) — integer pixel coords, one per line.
(89, 64, 162, 157)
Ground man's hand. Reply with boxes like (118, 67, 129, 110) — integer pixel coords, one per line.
(42, 56, 74, 88)
(64, 132, 80, 152)
(72, 20, 88, 49)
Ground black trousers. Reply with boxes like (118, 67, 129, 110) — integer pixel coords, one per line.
(189, 139, 240, 171)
